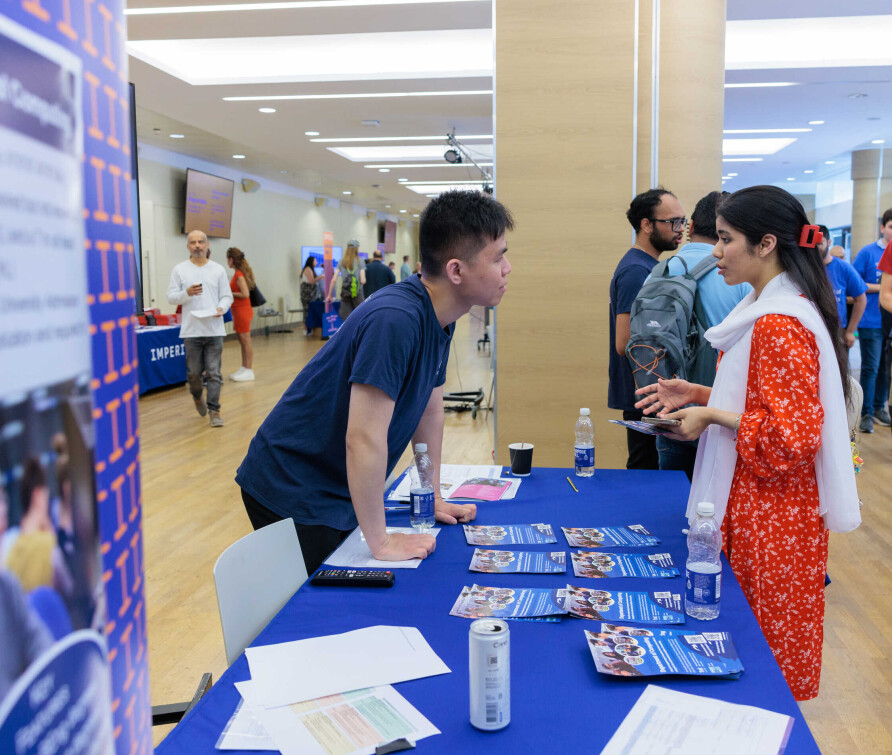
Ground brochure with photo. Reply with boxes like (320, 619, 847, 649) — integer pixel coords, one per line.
(562, 525, 660, 548)
(571, 551, 677, 578)
(463, 524, 557, 545)
(450, 478, 513, 501)
(449, 585, 567, 620)
(565, 586, 685, 624)
(470, 549, 567, 574)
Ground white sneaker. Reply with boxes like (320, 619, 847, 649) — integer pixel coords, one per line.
(229, 367, 245, 380)
(231, 368, 255, 382)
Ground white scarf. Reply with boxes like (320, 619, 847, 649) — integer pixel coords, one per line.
(687, 272, 861, 534)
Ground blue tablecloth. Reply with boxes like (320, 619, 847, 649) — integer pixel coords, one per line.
(156, 468, 819, 753)
(305, 300, 339, 331)
(136, 326, 186, 394)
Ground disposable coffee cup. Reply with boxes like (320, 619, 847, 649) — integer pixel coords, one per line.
(508, 443, 534, 477)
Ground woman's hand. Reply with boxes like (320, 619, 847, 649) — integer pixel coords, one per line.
(634, 378, 701, 415)
(660, 407, 715, 441)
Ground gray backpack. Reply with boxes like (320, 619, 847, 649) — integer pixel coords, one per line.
(625, 255, 718, 391)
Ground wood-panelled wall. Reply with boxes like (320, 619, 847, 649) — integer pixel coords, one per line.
(494, 0, 725, 469)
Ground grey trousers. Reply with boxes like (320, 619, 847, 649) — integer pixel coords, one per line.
(184, 336, 223, 412)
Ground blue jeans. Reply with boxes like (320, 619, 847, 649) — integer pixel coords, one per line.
(655, 435, 698, 482)
(859, 329, 888, 414)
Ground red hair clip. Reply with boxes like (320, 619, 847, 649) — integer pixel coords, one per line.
(799, 225, 823, 248)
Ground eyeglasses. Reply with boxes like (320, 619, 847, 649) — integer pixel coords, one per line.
(648, 217, 687, 231)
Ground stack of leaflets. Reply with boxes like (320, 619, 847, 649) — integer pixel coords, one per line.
(470, 549, 567, 574)
(571, 551, 678, 579)
(449, 585, 567, 622)
(562, 525, 660, 548)
(585, 623, 743, 678)
(450, 478, 513, 501)
(463, 524, 557, 545)
(566, 585, 685, 624)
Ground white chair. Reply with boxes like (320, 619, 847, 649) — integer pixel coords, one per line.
(284, 294, 304, 327)
(213, 520, 308, 666)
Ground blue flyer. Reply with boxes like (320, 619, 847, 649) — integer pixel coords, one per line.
(571, 551, 678, 578)
(470, 549, 567, 574)
(449, 585, 567, 619)
(463, 523, 557, 545)
(585, 624, 743, 678)
(566, 585, 685, 624)
(562, 525, 660, 548)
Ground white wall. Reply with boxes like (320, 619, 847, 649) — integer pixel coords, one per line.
(136, 145, 418, 323)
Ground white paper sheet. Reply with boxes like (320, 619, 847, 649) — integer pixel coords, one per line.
(232, 681, 439, 755)
(325, 527, 440, 569)
(601, 685, 794, 755)
(244, 626, 451, 709)
(387, 464, 520, 502)
(216, 699, 277, 751)
(190, 307, 221, 318)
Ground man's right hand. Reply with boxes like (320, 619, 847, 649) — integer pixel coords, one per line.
(370, 531, 436, 562)
(187, 284, 203, 296)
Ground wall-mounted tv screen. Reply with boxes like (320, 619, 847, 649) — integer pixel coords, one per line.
(184, 168, 234, 238)
(302, 245, 344, 269)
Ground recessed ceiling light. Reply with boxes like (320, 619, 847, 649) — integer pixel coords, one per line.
(413, 214, 419, 217)
(808, 120, 824, 125)
(872, 139, 885, 144)
(724, 82, 797, 88)
(305, 131, 320, 136)
(259, 107, 276, 113)
(825, 160, 836, 165)
(399, 209, 407, 213)
(279, 170, 288, 174)
(722, 157, 763, 163)
(232, 154, 246, 159)
(723, 129, 810, 134)
(401, 180, 485, 186)
(804, 170, 814, 174)
(786, 177, 796, 181)
(311, 135, 492, 143)
(384, 204, 391, 208)
(727, 172, 738, 176)
(398, 178, 408, 182)
(169, 133, 185, 138)
(378, 168, 390, 173)
(329, 144, 494, 163)
(126, 1, 485, 16)
(342, 191, 352, 195)
(362, 162, 494, 169)
(723, 138, 796, 156)
(224, 89, 492, 102)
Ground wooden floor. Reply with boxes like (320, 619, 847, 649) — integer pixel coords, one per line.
(142, 312, 892, 751)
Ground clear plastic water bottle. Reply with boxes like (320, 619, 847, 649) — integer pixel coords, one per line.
(574, 408, 594, 477)
(685, 501, 722, 620)
(410, 443, 435, 531)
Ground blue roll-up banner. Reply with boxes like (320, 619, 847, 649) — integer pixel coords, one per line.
(0, 3, 151, 753)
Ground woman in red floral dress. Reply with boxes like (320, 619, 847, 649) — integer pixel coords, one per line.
(635, 186, 861, 700)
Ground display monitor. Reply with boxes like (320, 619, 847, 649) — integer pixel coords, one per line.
(184, 169, 234, 238)
(302, 245, 343, 269)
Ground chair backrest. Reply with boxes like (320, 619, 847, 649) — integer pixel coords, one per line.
(213, 519, 308, 666)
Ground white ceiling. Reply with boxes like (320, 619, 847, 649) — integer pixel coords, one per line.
(127, 0, 892, 212)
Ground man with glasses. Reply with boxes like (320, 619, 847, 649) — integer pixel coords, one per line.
(608, 188, 685, 469)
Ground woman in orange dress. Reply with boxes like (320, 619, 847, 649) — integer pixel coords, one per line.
(635, 186, 860, 701)
(226, 247, 256, 381)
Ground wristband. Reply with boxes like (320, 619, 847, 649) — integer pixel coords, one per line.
(734, 414, 742, 437)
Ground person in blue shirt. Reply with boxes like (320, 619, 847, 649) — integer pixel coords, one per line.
(653, 191, 751, 479)
(609, 187, 686, 470)
(236, 191, 514, 572)
(820, 225, 866, 351)
(852, 210, 892, 432)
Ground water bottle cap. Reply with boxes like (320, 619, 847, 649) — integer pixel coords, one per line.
(579, 408, 590, 416)
(697, 501, 715, 516)
(414, 443, 428, 453)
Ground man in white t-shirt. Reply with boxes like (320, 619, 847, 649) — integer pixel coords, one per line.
(166, 230, 233, 427)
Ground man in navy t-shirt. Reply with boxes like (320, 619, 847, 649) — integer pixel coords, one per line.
(820, 225, 866, 350)
(236, 192, 514, 571)
(609, 188, 685, 470)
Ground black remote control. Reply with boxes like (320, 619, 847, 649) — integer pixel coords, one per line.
(310, 569, 395, 587)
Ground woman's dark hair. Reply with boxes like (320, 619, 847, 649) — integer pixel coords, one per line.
(226, 247, 256, 290)
(20, 457, 47, 515)
(302, 257, 317, 272)
(717, 185, 848, 398)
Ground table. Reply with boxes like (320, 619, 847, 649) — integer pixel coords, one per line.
(304, 300, 340, 332)
(156, 468, 819, 753)
(136, 325, 186, 394)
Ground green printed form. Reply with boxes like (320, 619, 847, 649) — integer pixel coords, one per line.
(352, 697, 416, 741)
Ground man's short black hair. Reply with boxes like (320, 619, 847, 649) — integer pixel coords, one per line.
(419, 191, 514, 277)
(882, 208, 892, 227)
(626, 188, 675, 233)
(818, 224, 831, 240)
(689, 191, 727, 242)
(20, 457, 47, 516)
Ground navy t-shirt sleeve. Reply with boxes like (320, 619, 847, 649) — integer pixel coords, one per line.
(614, 266, 650, 314)
(349, 307, 418, 401)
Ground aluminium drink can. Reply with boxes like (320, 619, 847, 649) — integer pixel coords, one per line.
(469, 618, 510, 731)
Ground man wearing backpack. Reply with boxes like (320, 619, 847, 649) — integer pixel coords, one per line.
(609, 188, 685, 470)
(645, 191, 751, 478)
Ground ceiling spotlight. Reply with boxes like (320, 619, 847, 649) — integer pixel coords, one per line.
(872, 139, 885, 144)
(385, 205, 391, 209)
(398, 178, 408, 183)
(399, 209, 407, 213)
(808, 120, 824, 125)
(413, 214, 419, 218)
(378, 168, 390, 173)
(305, 131, 320, 136)
(727, 172, 738, 177)
(804, 170, 814, 174)
(444, 149, 462, 164)
(170, 133, 185, 139)
(786, 177, 795, 181)
(259, 107, 276, 114)
(825, 160, 836, 165)
(342, 191, 352, 195)
(279, 170, 288, 174)
(232, 154, 246, 159)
